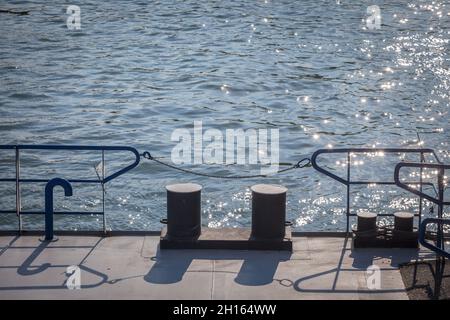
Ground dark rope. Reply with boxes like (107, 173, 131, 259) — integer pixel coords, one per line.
(0, 9, 29, 15)
(141, 151, 310, 179)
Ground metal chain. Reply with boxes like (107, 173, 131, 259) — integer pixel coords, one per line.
(141, 151, 311, 179)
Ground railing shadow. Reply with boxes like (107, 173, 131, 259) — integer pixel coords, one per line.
(17, 241, 51, 276)
(0, 235, 20, 257)
(293, 237, 426, 294)
(145, 247, 291, 286)
(0, 237, 109, 290)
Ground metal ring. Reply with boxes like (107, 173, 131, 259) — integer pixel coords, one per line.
(296, 158, 311, 168)
(160, 218, 168, 224)
(142, 151, 152, 160)
(285, 220, 293, 227)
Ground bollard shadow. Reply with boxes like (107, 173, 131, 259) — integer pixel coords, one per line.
(235, 253, 289, 286)
(145, 247, 291, 286)
(144, 249, 192, 284)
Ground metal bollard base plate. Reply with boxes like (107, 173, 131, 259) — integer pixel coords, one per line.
(160, 226, 292, 251)
(352, 227, 419, 248)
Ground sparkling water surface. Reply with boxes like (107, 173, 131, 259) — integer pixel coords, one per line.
(0, 0, 449, 231)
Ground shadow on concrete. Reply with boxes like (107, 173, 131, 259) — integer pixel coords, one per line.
(349, 247, 421, 269)
(0, 237, 109, 290)
(17, 241, 51, 276)
(0, 235, 20, 257)
(145, 247, 291, 286)
(293, 236, 423, 294)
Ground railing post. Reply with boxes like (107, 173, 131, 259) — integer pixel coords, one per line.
(437, 167, 445, 250)
(346, 152, 351, 233)
(44, 178, 73, 241)
(102, 150, 106, 234)
(15, 147, 22, 233)
(419, 152, 424, 227)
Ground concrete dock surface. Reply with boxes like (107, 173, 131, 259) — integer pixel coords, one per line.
(0, 234, 436, 300)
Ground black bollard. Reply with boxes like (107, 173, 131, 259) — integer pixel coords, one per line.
(251, 184, 288, 240)
(394, 211, 414, 232)
(165, 183, 202, 240)
(357, 212, 377, 231)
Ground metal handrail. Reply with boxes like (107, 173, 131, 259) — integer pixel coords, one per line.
(419, 217, 450, 299)
(419, 218, 450, 259)
(395, 161, 449, 253)
(0, 145, 140, 183)
(0, 145, 140, 232)
(311, 148, 441, 232)
(395, 162, 450, 207)
(45, 178, 73, 240)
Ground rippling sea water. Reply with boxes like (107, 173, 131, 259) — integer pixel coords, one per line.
(0, 0, 449, 231)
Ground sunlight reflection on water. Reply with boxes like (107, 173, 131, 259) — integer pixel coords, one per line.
(0, 0, 449, 231)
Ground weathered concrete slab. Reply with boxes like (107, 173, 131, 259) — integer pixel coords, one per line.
(0, 234, 435, 300)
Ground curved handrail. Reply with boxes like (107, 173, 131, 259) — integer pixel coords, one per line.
(0, 145, 141, 232)
(311, 147, 440, 231)
(419, 218, 450, 259)
(311, 148, 439, 185)
(44, 178, 73, 240)
(394, 162, 450, 206)
(0, 145, 140, 184)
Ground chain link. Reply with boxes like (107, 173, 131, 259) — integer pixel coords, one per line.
(141, 151, 311, 179)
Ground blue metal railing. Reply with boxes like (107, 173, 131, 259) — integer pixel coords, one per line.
(45, 178, 73, 240)
(418, 217, 450, 299)
(395, 162, 450, 209)
(311, 148, 441, 232)
(401, 162, 450, 299)
(396, 162, 449, 252)
(419, 218, 450, 259)
(0, 145, 140, 233)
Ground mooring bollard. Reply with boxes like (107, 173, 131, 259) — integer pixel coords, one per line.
(44, 178, 73, 241)
(394, 211, 414, 232)
(356, 212, 377, 231)
(165, 183, 202, 240)
(251, 184, 288, 240)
